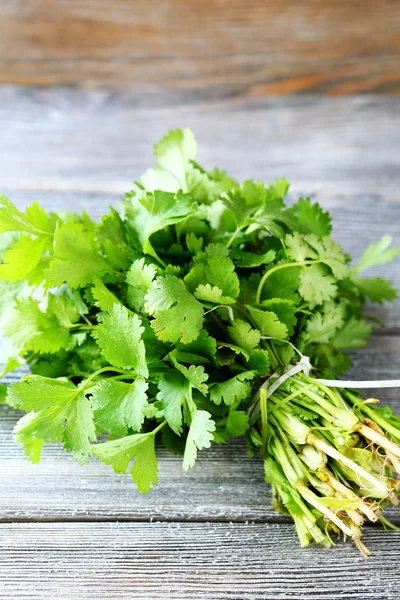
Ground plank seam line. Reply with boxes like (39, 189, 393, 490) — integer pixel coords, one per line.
(0, 516, 398, 527)
(0, 516, 290, 525)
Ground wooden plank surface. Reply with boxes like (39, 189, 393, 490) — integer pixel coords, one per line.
(1, 522, 400, 600)
(1, 335, 400, 523)
(1, 1, 400, 95)
(2, 89, 400, 196)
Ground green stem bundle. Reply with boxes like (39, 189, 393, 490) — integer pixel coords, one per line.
(258, 373, 400, 555)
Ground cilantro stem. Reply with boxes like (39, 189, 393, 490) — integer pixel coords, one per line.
(150, 249, 167, 268)
(345, 390, 400, 442)
(104, 373, 138, 382)
(265, 340, 280, 371)
(80, 366, 134, 392)
(269, 384, 314, 415)
(225, 228, 241, 249)
(260, 388, 268, 457)
(255, 259, 323, 304)
(151, 420, 167, 436)
(82, 314, 94, 326)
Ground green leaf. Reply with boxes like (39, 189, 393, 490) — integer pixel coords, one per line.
(45, 221, 109, 288)
(261, 299, 297, 337)
(303, 303, 346, 344)
(93, 432, 158, 494)
(215, 342, 249, 362)
(323, 346, 352, 376)
(285, 232, 313, 262)
(285, 232, 349, 293)
(0, 383, 8, 404)
(125, 258, 158, 313)
(92, 304, 148, 376)
(185, 246, 240, 300)
(186, 162, 226, 204)
(154, 128, 197, 191)
(246, 349, 270, 375)
(220, 189, 258, 231)
(194, 283, 235, 305)
(0, 196, 52, 236)
(183, 410, 216, 470)
(141, 321, 170, 364)
(246, 306, 288, 339)
(125, 190, 192, 255)
(204, 256, 240, 298)
(353, 277, 398, 304)
(169, 352, 209, 395)
(289, 197, 332, 237)
(145, 275, 203, 344)
(298, 264, 337, 305)
(141, 167, 180, 193)
(4, 298, 70, 354)
(91, 378, 148, 436)
(160, 426, 186, 455)
(227, 319, 261, 353)
(0, 235, 48, 283)
(92, 279, 122, 311)
(353, 235, 400, 274)
(176, 330, 217, 364)
(97, 208, 132, 271)
(186, 232, 203, 254)
(225, 410, 249, 438)
(210, 371, 255, 406)
(156, 373, 189, 435)
(213, 410, 249, 443)
(231, 248, 276, 268)
(261, 267, 300, 303)
(9, 376, 96, 464)
(331, 318, 372, 350)
(264, 456, 288, 486)
(305, 235, 350, 280)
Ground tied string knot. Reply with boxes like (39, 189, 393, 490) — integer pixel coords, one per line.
(260, 355, 313, 399)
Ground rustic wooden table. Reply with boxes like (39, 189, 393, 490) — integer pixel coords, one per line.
(0, 88, 400, 599)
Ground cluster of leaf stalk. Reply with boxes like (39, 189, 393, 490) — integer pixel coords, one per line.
(0, 128, 399, 556)
(248, 374, 400, 556)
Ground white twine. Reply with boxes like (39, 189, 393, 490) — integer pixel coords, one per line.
(314, 378, 400, 389)
(203, 304, 400, 395)
(260, 355, 313, 398)
(204, 304, 235, 321)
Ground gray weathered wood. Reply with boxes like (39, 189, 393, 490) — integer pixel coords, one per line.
(1, 89, 400, 197)
(1, 335, 400, 523)
(1, 89, 399, 327)
(1, 522, 400, 600)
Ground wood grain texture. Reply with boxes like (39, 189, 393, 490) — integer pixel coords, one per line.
(1, 89, 399, 327)
(1, 522, 400, 600)
(1, 335, 400, 523)
(1, 1, 400, 96)
(2, 89, 400, 196)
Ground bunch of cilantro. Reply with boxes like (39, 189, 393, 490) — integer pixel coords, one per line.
(1, 128, 399, 554)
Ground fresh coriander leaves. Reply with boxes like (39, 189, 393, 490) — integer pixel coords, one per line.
(145, 275, 204, 343)
(0, 128, 398, 509)
(92, 304, 148, 376)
